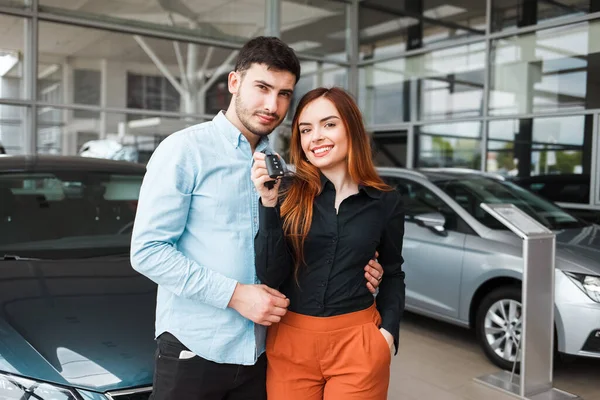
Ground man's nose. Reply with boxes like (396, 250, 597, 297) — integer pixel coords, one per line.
(264, 93, 278, 115)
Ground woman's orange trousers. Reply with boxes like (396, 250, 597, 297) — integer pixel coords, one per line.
(265, 303, 391, 400)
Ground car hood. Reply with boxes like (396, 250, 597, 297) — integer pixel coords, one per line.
(0, 256, 157, 393)
(555, 224, 600, 275)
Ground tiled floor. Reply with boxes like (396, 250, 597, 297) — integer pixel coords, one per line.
(388, 313, 600, 400)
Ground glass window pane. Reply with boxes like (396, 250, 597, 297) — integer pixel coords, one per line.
(0, 104, 25, 154)
(282, 0, 347, 60)
(359, 59, 406, 125)
(39, 0, 263, 44)
(286, 62, 348, 122)
(487, 115, 593, 204)
(415, 121, 482, 169)
(490, 20, 600, 115)
(360, 42, 485, 125)
(37, 107, 204, 159)
(359, 0, 486, 59)
(0, 15, 25, 100)
(38, 22, 228, 116)
(492, 0, 598, 32)
(0, 0, 28, 8)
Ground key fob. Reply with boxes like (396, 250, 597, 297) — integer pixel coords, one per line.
(265, 154, 284, 179)
(264, 154, 284, 189)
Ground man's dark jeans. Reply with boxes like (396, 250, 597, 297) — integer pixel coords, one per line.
(150, 332, 267, 400)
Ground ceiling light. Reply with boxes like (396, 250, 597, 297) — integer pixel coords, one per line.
(0, 51, 19, 77)
(287, 40, 321, 52)
(423, 5, 467, 19)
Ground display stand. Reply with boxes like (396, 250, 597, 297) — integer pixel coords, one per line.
(474, 204, 580, 400)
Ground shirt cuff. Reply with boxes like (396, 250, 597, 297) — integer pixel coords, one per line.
(380, 317, 400, 356)
(210, 276, 239, 310)
(259, 200, 282, 230)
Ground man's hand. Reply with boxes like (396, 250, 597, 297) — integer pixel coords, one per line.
(228, 283, 290, 326)
(365, 251, 383, 294)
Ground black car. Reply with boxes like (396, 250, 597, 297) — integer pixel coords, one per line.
(512, 174, 600, 225)
(0, 156, 158, 399)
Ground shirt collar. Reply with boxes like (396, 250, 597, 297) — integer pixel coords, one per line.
(213, 111, 242, 148)
(319, 173, 381, 199)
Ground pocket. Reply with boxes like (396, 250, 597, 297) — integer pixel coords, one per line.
(368, 323, 392, 363)
(157, 336, 188, 361)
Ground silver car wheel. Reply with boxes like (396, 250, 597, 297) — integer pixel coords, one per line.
(484, 299, 522, 363)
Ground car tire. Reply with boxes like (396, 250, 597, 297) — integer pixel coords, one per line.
(476, 285, 523, 371)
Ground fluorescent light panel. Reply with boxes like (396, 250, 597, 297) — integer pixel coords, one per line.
(0, 51, 19, 77)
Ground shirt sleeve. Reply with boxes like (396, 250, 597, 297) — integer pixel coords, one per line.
(130, 133, 238, 309)
(376, 191, 406, 355)
(255, 201, 294, 289)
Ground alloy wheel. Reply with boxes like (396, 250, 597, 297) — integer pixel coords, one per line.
(484, 299, 523, 363)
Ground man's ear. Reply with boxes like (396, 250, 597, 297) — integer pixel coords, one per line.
(228, 71, 241, 95)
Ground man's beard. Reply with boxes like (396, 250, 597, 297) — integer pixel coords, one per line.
(235, 93, 281, 137)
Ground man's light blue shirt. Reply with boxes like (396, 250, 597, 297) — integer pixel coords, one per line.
(130, 111, 271, 365)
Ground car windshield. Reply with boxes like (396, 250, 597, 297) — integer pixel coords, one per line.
(435, 176, 588, 231)
(0, 171, 143, 259)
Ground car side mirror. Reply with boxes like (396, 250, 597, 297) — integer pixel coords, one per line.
(414, 212, 446, 235)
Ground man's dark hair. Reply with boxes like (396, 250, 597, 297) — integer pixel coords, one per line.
(234, 36, 301, 83)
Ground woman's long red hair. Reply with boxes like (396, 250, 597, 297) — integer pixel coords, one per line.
(280, 87, 391, 280)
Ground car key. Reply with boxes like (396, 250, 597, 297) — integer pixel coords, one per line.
(263, 152, 284, 189)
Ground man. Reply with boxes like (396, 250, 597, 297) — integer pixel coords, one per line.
(130, 36, 385, 400)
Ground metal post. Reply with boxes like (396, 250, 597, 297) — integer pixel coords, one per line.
(264, 0, 281, 37)
(61, 59, 73, 155)
(406, 125, 415, 169)
(100, 59, 108, 139)
(23, 0, 38, 156)
(475, 204, 580, 400)
(346, 0, 359, 97)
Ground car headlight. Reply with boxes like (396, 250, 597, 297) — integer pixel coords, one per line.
(0, 371, 79, 399)
(565, 272, 600, 303)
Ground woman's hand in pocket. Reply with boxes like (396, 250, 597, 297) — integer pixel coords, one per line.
(379, 327, 394, 351)
(252, 152, 281, 207)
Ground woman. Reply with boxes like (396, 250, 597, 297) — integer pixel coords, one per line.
(251, 87, 405, 400)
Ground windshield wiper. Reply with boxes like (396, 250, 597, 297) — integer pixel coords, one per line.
(1, 254, 41, 261)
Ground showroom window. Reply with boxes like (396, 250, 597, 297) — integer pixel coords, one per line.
(127, 73, 181, 117)
(0, 15, 25, 100)
(487, 114, 594, 203)
(414, 121, 483, 169)
(490, 19, 600, 116)
(491, 0, 599, 32)
(38, 0, 263, 45)
(0, 105, 26, 154)
(358, 0, 487, 59)
(359, 41, 486, 125)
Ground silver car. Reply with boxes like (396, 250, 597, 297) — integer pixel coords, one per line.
(377, 167, 600, 370)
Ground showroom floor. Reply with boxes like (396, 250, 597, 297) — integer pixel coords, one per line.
(388, 313, 600, 400)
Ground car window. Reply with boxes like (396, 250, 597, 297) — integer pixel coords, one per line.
(437, 177, 586, 230)
(383, 176, 472, 234)
(0, 171, 143, 258)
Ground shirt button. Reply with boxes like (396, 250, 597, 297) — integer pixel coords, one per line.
(327, 259, 332, 264)
(332, 237, 337, 243)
